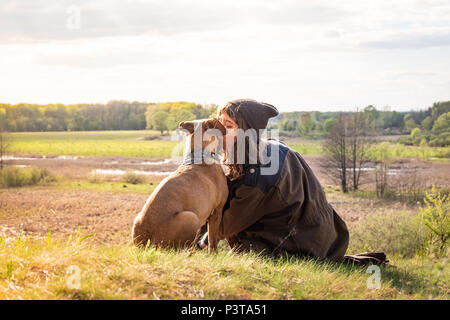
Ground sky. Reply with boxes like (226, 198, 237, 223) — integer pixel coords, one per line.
(1, 0, 449, 112)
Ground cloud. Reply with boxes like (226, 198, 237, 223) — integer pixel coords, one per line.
(0, 0, 350, 43)
(360, 28, 450, 49)
(1, 0, 450, 50)
(1, 0, 450, 110)
(391, 71, 438, 79)
(0, 0, 234, 42)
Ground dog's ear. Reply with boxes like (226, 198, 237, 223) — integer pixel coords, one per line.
(214, 119, 227, 135)
(178, 121, 195, 133)
(204, 119, 227, 135)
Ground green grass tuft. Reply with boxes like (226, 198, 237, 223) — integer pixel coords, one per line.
(0, 166, 56, 187)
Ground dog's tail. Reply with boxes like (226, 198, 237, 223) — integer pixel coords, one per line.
(132, 211, 202, 248)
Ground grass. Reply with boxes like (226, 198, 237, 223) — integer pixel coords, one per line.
(0, 233, 447, 300)
(6, 131, 178, 158)
(347, 210, 425, 257)
(54, 180, 157, 194)
(0, 177, 158, 195)
(284, 141, 324, 156)
(5, 131, 449, 159)
(368, 142, 450, 160)
(0, 186, 448, 300)
(287, 139, 450, 159)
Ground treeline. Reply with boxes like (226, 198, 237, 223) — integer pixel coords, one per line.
(145, 102, 217, 134)
(273, 101, 450, 146)
(0, 101, 216, 132)
(0, 101, 148, 131)
(399, 101, 450, 147)
(275, 106, 406, 137)
(1, 100, 448, 147)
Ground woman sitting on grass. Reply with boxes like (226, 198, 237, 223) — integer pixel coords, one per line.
(199, 98, 387, 266)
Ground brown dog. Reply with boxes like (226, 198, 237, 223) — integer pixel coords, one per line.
(131, 119, 228, 251)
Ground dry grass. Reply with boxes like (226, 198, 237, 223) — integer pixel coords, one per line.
(0, 152, 448, 300)
(0, 233, 448, 300)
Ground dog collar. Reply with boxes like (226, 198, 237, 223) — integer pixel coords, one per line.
(181, 150, 221, 166)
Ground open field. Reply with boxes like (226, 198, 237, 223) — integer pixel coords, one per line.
(6, 131, 450, 160)
(6, 131, 178, 158)
(1, 131, 449, 299)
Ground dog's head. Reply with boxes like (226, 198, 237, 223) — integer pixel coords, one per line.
(178, 118, 226, 154)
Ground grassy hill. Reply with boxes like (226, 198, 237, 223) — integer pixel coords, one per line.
(1, 209, 448, 300)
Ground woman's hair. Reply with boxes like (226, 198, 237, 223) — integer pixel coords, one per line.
(218, 102, 262, 180)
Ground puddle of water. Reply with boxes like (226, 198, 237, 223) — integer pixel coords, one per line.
(103, 161, 119, 165)
(104, 159, 173, 166)
(91, 169, 171, 176)
(12, 165, 31, 168)
(141, 159, 173, 165)
(339, 167, 417, 175)
(3, 155, 79, 161)
(5, 155, 172, 165)
(3, 156, 42, 161)
(56, 155, 79, 160)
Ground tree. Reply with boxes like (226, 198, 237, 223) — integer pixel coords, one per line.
(0, 108, 9, 169)
(347, 110, 373, 190)
(404, 114, 417, 133)
(298, 112, 313, 135)
(382, 110, 404, 129)
(150, 111, 169, 135)
(431, 101, 450, 121)
(322, 111, 372, 193)
(322, 114, 349, 193)
(372, 142, 390, 198)
(421, 116, 432, 131)
(0, 127, 10, 170)
(432, 112, 450, 133)
(278, 118, 297, 132)
(411, 127, 421, 139)
(411, 127, 422, 145)
(323, 118, 337, 133)
(364, 105, 379, 129)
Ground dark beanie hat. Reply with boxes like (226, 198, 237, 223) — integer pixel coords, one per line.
(224, 98, 279, 130)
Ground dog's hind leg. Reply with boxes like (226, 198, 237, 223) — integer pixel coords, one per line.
(160, 210, 202, 248)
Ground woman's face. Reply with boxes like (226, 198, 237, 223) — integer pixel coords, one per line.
(219, 112, 239, 152)
(219, 112, 239, 147)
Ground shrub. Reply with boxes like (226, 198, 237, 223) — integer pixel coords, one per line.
(123, 170, 144, 184)
(347, 210, 423, 258)
(397, 136, 413, 146)
(0, 166, 56, 187)
(417, 186, 449, 259)
(429, 132, 450, 147)
(411, 127, 421, 139)
(143, 135, 158, 140)
(88, 172, 104, 183)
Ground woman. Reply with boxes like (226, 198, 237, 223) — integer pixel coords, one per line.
(200, 99, 387, 265)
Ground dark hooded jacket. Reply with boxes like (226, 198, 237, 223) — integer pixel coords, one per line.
(218, 139, 350, 261)
(216, 99, 349, 261)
